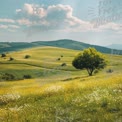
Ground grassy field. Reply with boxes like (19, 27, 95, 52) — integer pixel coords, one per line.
(0, 46, 122, 122)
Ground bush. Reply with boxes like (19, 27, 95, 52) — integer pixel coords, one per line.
(57, 58, 61, 61)
(9, 57, 14, 61)
(61, 55, 63, 57)
(61, 63, 67, 66)
(1, 73, 15, 81)
(106, 69, 113, 73)
(1, 53, 6, 58)
(23, 75, 32, 79)
(25, 55, 31, 59)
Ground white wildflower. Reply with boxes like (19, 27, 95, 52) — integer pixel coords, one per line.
(45, 85, 63, 92)
(9, 105, 23, 112)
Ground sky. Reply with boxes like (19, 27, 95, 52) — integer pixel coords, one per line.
(0, 0, 122, 46)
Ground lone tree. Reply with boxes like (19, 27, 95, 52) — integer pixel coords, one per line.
(72, 48, 107, 76)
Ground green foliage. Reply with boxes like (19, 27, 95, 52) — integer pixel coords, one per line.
(1, 53, 6, 57)
(72, 48, 107, 76)
(57, 58, 61, 61)
(61, 55, 63, 57)
(9, 57, 14, 61)
(25, 55, 31, 59)
(61, 63, 67, 66)
(1, 73, 15, 81)
(23, 75, 32, 79)
(106, 69, 113, 73)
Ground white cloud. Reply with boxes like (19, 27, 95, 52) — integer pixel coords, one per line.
(99, 22, 122, 31)
(24, 3, 34, 15)
(8, 25, 20, 29)
(89, 22, 122, 34)
(117, 30, 122, 34)
(16, 9, 21, 13)
(15, 4, 93, 32)
(0, 24, 20, 32)
(0, 4, 121, 34)
(0, 19, 15, 23)
(0, 25, 8, 29)
(17, 19, 32, 26)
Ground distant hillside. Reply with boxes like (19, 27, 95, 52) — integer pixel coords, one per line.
(32, 39, 122, 54)
(0, 39, 122, 55)
(0, 42, 38, 53)
(107, 44, 122, 50)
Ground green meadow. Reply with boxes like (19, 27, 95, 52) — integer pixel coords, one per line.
(0, 46, 122, 122)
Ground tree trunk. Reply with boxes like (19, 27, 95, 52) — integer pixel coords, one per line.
(87, 68, 94, 76)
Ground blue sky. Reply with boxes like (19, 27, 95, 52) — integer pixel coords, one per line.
(0, 0, 122, 46)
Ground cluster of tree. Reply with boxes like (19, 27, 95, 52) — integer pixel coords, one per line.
(1, 53, 14, 61)
(0, 73, 32, 81)
(0, 73, 15, 81)
(1, 53, 6, 58)
(1, 53, 31, 61)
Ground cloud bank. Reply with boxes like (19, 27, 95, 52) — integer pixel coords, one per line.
(0, 3, 121, 33)
(15, 3, 92, 32)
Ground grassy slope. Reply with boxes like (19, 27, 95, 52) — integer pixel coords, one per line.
(0, 47, 85, 80)
(0, 46, 122, 122)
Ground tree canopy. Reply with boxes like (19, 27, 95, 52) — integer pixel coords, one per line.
(72, 48, 107, 76)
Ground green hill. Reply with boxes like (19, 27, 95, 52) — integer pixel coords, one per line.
(0, 39, 122, 55)
(0, 46, 122, 81)
(0, 47, 79, 81)
(0, 46, 122, 122)
(0, 42, 36, 53)
(32, 39, 116, 54)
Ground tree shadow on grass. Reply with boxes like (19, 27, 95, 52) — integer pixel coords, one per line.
(61, 75, 90, 82)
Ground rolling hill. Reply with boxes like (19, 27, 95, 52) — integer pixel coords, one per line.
(0, 46, 122, 122)
(0, 39, 122, 55)
(0, 46, 122, 81)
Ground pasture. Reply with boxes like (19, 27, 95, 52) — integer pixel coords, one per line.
(0, 47, 122, 122)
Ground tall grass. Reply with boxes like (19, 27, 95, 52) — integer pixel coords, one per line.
(0, 47, 122, 121)
(0, 74, 121, 122)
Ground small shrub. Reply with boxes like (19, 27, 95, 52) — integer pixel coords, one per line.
(106, 69, 113, 73)
(9, 57, 14, 61)
(2, 73, 15, 81)
(25, 55, 31, 59)
(57, 58, 61, 61)
(1, 53, 6, 58)
(23, 75, 32, 79)
(101, 101, 108, 108)
(61, 63, 67, 66)
(61, 55, 63, 57)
